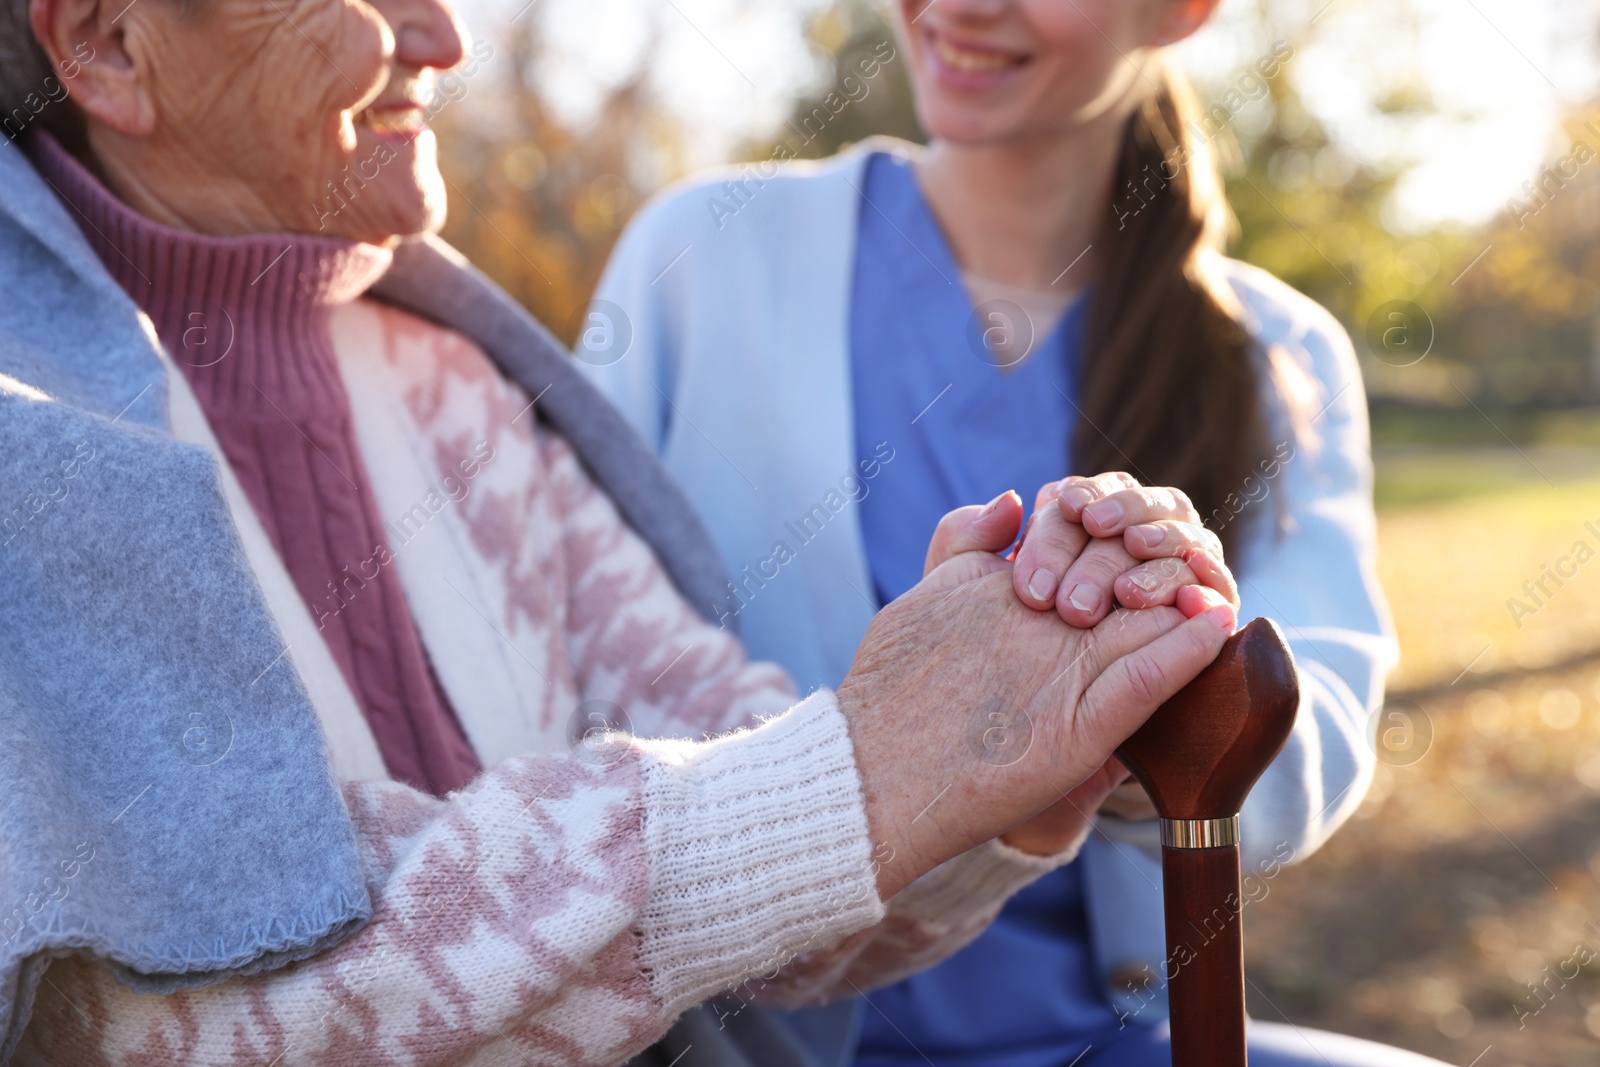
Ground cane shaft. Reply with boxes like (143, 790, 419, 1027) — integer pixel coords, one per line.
(1161, 844, 1247, 1067)
(1117, 620, 1297, 1067)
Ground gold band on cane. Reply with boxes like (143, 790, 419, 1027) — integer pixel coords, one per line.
(1160, 815, 1240, 849)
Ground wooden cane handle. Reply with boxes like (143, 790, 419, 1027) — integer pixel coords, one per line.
(1114, 618, 1299, 1067)
(1115, 618, 1299, 821)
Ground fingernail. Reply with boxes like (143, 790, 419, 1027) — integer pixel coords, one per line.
(1059, 485, 1094, 513)
(1068, 583, 1097, 612)
(1205, 604, 1237, 630)
(980, 491, 1013, 520)
(1084, 499, 1124, 527)
(1133, 525, 1163, 549)
(1028, 568, 1059, 602)
(1130, 571, 1159, 592)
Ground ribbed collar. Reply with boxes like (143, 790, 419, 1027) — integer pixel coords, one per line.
(27, 132, 393, 414)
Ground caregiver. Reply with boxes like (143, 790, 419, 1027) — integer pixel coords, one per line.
(0, 0, 1246, 1061)
(585, 0, 1422, 1064)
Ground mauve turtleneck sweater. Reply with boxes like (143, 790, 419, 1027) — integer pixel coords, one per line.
(29, 133, 481, 795)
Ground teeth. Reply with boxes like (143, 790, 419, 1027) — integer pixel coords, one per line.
(362, 109, 426, 137)
(932, 36, 1021, 73)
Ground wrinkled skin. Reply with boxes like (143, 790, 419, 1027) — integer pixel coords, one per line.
(31, 0, 468, 240)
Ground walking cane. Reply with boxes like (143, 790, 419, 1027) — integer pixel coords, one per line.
(1114, 617, 1300, 1067)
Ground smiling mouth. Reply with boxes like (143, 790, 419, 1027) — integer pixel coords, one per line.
(929, 33, 1029, 74)
(358, 106, 428, 143)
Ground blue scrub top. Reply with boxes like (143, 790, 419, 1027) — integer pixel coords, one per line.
(849, 151, 1121, 1065)
(849, 151, 1086, 606)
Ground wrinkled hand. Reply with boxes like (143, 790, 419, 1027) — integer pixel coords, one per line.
(920, 473, 1237, 852)
(837, 547, 1235, 899)
(991, 756, 1136, 856)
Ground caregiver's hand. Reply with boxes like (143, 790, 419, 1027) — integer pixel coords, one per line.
(924, 476, 1238, 627)
(837, 549, 1236, 900)
(1017, 472, 1240, 626)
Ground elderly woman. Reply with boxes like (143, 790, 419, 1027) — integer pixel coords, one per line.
(0, 0, 1243, 1063)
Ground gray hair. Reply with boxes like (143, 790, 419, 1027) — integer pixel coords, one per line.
(1, 0, 68, 140)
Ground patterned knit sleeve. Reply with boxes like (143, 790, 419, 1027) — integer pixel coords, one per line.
(540, 429, 1080, 1009)
(18, 694, 885, 1066)
(751, 838, 1089, 1010)
(545, 427, 799, 741)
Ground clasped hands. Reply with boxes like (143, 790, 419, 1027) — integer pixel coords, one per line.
(835, 473, 1240, 900)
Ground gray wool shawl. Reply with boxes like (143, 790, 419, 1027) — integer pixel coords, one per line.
(0, 137, 748, 1061)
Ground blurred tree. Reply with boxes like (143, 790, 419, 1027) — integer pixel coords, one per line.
(1224, 66, 1410, 346)
(431, 0, 1599, 416)
(751, 1, 922, 161)
(1440, 102, 1600, 406)
(762, 0, 1600, 414)
(430, 17, 676, 345)
(1221, 62, 1486, 407)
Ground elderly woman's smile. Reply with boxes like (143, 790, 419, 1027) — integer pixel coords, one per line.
(357, 98, 430, 143)
(14, 0, 467, 243)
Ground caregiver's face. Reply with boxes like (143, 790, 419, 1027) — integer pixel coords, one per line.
(129, 0, 467, 241)
(895, 0, 1173, 144)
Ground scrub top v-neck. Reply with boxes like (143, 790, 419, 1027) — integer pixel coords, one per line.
(850, 150, 1086, 605)
(848, 150, 1122, 1066)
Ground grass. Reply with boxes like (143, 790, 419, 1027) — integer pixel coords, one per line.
(1244, 447, 1600, 1064)
(1371, 405, 1600, 450)
(1369, 406, 1600, 508)
(1247, 655, 1600, 1065)
(1374, 459, 1600, 691)
(1373, 446, 1600, 509)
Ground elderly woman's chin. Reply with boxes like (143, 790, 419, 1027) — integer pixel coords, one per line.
(314, 126, 448, 246)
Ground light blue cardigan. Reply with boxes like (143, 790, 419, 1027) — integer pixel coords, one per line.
(582, 140, 1399, 1022)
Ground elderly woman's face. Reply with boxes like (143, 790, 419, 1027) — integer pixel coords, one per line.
(90, 0, 467, 241)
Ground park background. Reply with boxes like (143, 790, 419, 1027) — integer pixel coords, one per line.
(424, 0, 1600, 1061)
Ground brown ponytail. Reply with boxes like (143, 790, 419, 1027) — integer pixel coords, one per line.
(1073, 62, 1283, 560)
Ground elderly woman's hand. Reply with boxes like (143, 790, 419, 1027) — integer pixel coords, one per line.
(919, 474, 1238, 852)
(836, 546, 1235, 900)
